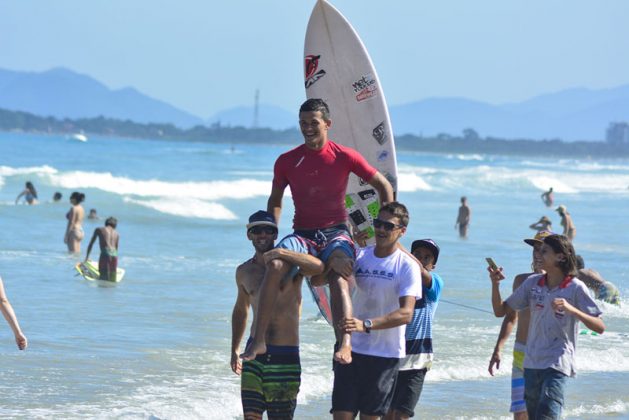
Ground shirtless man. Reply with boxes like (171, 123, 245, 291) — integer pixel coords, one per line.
(488, 230, 551, 419)
(541, 187, 554, 207)
(455, 196, 471, 238)
(241, 98, 393, 364)
(231, 210, 324, 419)
(576, 255, 621, 306)
(85, 217, 120, 282)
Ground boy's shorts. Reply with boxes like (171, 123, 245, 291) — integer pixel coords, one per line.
(389, 368, 428, 417)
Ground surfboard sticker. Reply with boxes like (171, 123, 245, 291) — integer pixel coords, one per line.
(75, 260, 125, 283)
(304, 0, 398, 325)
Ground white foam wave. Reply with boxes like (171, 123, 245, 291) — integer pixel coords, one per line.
(124, 197, 237, 220)
(566, 399, 628, 417)
(397, 172, 432, 192)
(0, 164, 57, 177)
(44, 170, 270, 201)
(446, 153, 486, 161)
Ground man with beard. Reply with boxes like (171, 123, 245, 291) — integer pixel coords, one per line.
(231, 210, 325, 419)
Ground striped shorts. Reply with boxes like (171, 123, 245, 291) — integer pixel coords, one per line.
(510, 341, 526, 413)
(241, 345, 301, 419)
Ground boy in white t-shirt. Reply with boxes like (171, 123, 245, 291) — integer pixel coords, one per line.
(331, 202, 422, 419)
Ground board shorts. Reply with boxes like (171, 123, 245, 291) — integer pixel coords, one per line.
(510, 341, 527, 413)
(389, 368, 428, 417)
(99, 248, 118, 281)
(241, 343, 301, 419)
(277, 224, 356, 277)
(599, 283, 621, 306)
(331, 352, 399, 416)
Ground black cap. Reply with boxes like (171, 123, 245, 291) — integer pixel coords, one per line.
(246, 210, 277, 230)
(411, 239, 440, 263)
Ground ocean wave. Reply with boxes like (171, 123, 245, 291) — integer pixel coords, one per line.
(0, 164, 57, 177)
(124, 197, 237, 220)
(400, 163, 629, 193)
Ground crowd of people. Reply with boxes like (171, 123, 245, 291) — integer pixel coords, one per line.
(2, 187, 122, 351)
(228, 99, 619, 420)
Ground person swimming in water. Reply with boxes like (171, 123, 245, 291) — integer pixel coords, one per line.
(85, 217, 120, 281)
(15, 181, 38, 205)
(65, 192, 86, 254)
(541, 187, 554, 207)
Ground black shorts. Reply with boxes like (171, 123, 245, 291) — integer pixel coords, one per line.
(331, 352, 400, 416)
(390, 368, 428, 417)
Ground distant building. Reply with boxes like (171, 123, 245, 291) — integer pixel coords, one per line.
(606, 122, 629, 145)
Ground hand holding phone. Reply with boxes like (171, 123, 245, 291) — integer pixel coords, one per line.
(486, 257, 498, 270)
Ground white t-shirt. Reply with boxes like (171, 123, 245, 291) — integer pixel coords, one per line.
(351, 246, 422, 358)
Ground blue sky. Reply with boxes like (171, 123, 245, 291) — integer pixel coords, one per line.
(1, 0, 628, 117)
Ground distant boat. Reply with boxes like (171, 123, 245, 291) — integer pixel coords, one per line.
(71, 133, 88, 142)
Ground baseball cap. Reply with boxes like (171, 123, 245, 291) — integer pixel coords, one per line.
(524, 230, 554, 246)
(246, 210, 277, 230)
(555, 204, 567, 213)
(411, 238, 440, 263)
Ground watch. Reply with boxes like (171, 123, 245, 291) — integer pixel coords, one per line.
(364, 319, 373, 333)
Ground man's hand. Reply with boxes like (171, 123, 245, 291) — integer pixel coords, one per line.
(552, 298, 574, 315)
(353, 230, 369, 248)
(262, 248, 285, 265)
(231, 351, 242, 375)
(487, 266, 506, 285)
(328, 256, 353, 279)
(488, 351, 501, 376)
(338, 317, 365, 333)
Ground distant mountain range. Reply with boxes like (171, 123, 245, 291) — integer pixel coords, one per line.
(1, 67, 628, 140)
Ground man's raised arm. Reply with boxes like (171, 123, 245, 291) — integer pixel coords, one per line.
(368, 171, 394, 204)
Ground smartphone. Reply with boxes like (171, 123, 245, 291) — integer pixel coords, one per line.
(485, 257, 498, 270)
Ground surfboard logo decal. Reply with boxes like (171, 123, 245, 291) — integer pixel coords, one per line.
(352, 74, 378, 101)
(377, 150, 389, 162)
(372, 122, 388, 145)
(304, 55, 326, 88)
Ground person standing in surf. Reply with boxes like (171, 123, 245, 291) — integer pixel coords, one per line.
(454, 196, 471, 238)
(15, 181, 38, 205)
(241, 98, 394, 365)
(489, 234, 605, 419)
(541, 187, 554, 207)
(84, 217, 120, 282)
(331, 202, 421, 418)
(231, 211, 325, 419)
(64, 191, 86, 254)
(0, 275, 28, 350)
(487, 230, 551, 419)
(555, 205, 576, 241)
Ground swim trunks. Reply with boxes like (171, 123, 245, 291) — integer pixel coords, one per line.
(599, 283, 621, 306)
(241, 344, 301, 419)
(510, 341, 526, 413)
(99, 248, 118, 281)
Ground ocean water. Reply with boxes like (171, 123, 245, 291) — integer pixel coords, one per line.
(1, 132, 628, 419)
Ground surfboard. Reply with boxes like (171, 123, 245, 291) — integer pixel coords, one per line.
(303, 0, 398, 323)
(75, 260, 125, 283)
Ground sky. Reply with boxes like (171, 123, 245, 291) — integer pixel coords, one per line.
(2, 0, 629, 118)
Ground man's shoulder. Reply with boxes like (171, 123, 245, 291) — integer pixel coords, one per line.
(514, 272, 536, 286)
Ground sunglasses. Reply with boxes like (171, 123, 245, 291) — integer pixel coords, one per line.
(373, 218, 403, 231)
(248, 226, 277, 235)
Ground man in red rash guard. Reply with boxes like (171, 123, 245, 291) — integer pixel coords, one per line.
(241, 98, 394, 365)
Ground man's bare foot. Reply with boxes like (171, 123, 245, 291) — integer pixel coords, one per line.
(240, 340, 266, 361)
(333, 343, 352, 364)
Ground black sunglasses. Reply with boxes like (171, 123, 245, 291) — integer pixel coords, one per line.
(248, 226, 277, 235)
(373, 218, 403, 231)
